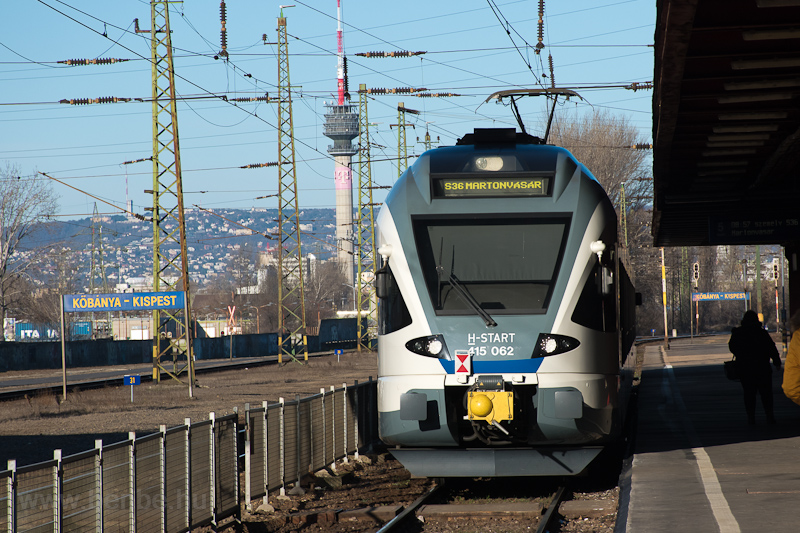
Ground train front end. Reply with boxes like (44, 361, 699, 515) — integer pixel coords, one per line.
(376, 128, 634, 477)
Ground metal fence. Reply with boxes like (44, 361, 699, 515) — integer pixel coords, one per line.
(0, 378, 377, 532)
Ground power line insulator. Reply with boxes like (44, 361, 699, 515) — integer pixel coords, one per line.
(630, 143, 653, 150)
(536, 0, 545, 53)
(355, 50, 426, 58)
(240, 162, 279, 169)
(626, 82, 653, 91)
(219, 1, 228, 58)
(416, 93, 461, 98)
(59, 97, 131, 105)
(230, 94, 271, 102)
(122, 157, 153, 165)
(58, 58, 129, 66)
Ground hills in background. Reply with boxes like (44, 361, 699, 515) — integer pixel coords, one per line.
(22, 207, 342, 288)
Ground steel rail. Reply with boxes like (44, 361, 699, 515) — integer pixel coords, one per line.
(536, 485, 569, 533)
(376, 480, 443, 533)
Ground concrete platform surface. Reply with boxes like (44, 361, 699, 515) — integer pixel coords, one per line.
(620, 336, 800, 533)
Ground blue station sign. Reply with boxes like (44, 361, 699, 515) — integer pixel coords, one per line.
(63, 291, 186, 312)
(692, 292, 750, 302)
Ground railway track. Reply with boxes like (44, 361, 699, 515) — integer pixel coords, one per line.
(0, 352, 329, 402)
(371, 478, 577, 533)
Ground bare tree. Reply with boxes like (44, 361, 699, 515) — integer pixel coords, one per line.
(0, 163, 59, 338)
(13, 248, 83, 327)
(305, 260, 348, 325)
(548, 108, 651, 210)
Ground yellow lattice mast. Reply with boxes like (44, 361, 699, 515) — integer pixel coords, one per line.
(356, 85, 377, 352)
(143, 0, 194, 391)
(276, 9, 308, 364)
(393, 102, 419, 178)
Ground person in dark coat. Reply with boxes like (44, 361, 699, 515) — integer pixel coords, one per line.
(728, 310, 782, 424)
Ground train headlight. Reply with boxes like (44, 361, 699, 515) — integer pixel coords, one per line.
(474, 156, 504, 171)
(405, 334, 451, 360)
(532, 333, 580, 358)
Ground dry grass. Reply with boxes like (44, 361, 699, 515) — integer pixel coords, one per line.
(0, 351, 377, 466)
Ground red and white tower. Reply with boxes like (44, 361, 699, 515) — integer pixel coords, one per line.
(323, 0, 358, 287)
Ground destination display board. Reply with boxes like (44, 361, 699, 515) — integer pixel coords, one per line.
(63, 291, 186, 312)
(692, 292, 750, 302)
(709, 215, 800, 244)
(432, 174, 551, 199)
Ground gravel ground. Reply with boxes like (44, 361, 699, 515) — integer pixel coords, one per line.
(236, 455, 620, 533)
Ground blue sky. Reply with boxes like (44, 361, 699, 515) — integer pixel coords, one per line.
(1, 0, 655, 220)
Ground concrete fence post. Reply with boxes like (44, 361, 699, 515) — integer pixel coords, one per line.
(261, 400, 268, 505)
(184, 418, 191, 530)
(94, 440, 103, 532)
(6, 460, 15, 533)
(208, 412, 217, 528)
(320, 388, 327, 467)
(128, 432, 135, 533)
(53, 449, 62, 533)
(278, 398, 285, 496)
(244, 404, 252, 512)
(353, 380, 360, 460)
(330, 385, 336, 469)
(342, 383, 348, 463)
(159, 425, 167, 533)
(295, 395, 301, 485)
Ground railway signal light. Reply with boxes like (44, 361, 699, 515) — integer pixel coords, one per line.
(692, 262, 700, 281)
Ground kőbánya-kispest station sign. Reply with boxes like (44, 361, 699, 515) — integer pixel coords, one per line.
(58, 291, 189, 400)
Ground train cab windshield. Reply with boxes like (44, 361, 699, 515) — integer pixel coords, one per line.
(412, 215, 569, 315)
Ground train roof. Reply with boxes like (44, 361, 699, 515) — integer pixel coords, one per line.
(456, 128, 543, 146)
(429, 128, 576, 176)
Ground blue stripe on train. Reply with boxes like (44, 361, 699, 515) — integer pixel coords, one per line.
(439, 358, 544, 374)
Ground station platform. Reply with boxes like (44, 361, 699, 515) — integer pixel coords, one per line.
(619, 336, 800, 533)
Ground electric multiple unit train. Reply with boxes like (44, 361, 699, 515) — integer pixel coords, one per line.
(375, 127, 637, 477)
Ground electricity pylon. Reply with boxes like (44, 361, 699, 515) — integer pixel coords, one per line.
(89, 204, 110, 339)
(142, 0, 195, 392)
(356, 84, 377, 352)
(392, 102, 419, 178)
(276, 9, 308, 364)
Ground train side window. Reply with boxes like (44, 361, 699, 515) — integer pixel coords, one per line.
(571, 257, 616, 332)
(376, 264, 412, 334)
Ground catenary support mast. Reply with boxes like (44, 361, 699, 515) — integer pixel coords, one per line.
(276, 9, 308, 364)
(142, 0, 194, 391)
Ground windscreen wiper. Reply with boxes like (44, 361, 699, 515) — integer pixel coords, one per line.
(448, 273, 497, 327)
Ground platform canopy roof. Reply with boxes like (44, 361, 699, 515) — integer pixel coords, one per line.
(653, 0, 800, 247)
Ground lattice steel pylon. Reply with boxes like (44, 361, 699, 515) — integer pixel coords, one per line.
(393, 102, 418, 178)
(89, 203, 110, 339)
(356, 85, 377, 353)
(88, 204, 110, 296)
(145, 0, 195, 391)
(276, 10, 308, 364)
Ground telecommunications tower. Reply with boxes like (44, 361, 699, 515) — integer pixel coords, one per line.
(323, 0, 358, 286)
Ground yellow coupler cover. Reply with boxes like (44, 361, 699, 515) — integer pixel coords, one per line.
(468, 391, 513, 422)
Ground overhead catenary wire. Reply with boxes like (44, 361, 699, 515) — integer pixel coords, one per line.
(4, 0, 654, 220)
